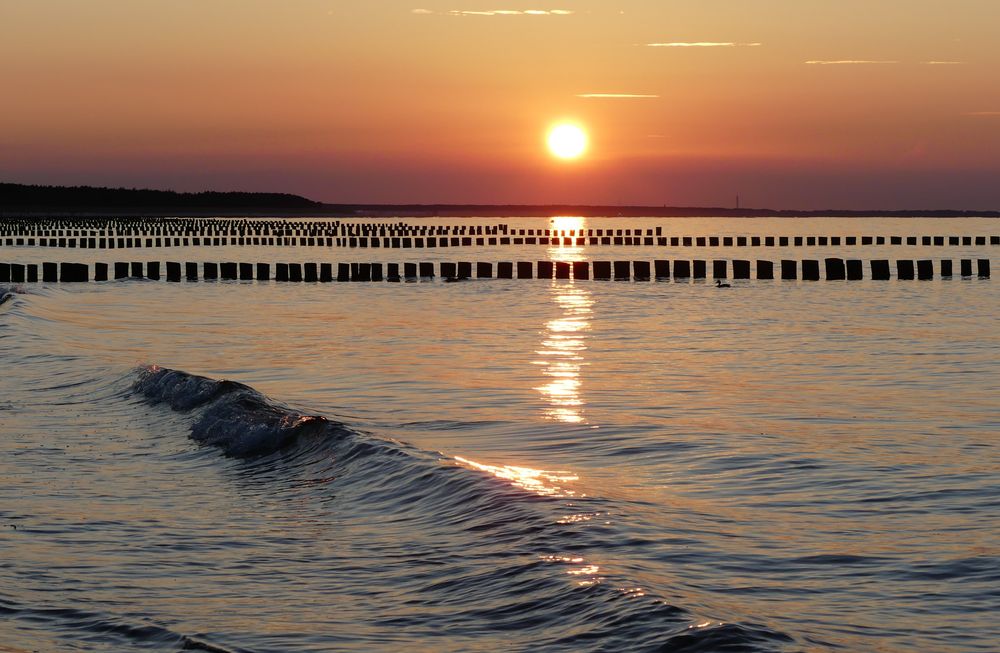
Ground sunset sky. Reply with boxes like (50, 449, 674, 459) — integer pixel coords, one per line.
(3, 0, 1000, 208)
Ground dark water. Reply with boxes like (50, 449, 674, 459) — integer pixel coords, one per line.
(1, 217, 998, 652)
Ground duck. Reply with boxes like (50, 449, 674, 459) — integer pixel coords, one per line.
(715, 279, 731, 288)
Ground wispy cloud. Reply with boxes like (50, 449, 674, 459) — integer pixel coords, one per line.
(576, 93, 659, 99)
(413, 8, 574, 16)
(966, 111, 1000, 116)
(923, 60, 966, 65)
(645, 42, 760, 48)
(805, 60, 898, 65)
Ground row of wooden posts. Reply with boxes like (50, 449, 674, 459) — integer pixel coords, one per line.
(2, 233, 999, 250)
(0, 218, 506, 239)
(1, 259, 991, 283)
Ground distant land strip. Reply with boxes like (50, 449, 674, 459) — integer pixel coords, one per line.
(2, 183, 998, 218)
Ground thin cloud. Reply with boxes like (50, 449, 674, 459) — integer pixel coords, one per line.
(645, 42, 760, 48)
(576, 93, 659, 99)
(805, 60, 898, 65)
(413, 8, 574, 16)
(924, 61, 966, 65)
(965, 111, 1000, 116)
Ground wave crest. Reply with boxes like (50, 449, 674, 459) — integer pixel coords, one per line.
(134, 366, 346, 457)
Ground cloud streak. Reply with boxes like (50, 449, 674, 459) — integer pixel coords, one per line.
(966, 111, 1000, 116)
(924, 60, 966, 65)
(645, 42, 760, 48)
(576, 93, 659, 99)
(805, 60, 898, 65)
(412, 8, 574, 16)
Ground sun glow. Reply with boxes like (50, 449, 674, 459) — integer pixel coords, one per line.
(547, 123, 588, 160)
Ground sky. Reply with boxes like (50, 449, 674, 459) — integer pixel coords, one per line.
(2, 0, 1000, 209)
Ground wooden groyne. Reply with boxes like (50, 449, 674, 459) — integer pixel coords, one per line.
(1, 218, 997, 251)
(1, 259, 990, 283)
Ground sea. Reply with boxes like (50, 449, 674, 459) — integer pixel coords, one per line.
(1, 216, 998, 652)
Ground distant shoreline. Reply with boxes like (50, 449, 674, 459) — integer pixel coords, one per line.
(2, 206, 999, 219)
(2, 183, 997, 218)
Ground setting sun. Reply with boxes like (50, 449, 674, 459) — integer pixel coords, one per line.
(547, 123, 588, 160)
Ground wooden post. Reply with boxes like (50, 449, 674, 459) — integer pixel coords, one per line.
(825, 258, 846, 281)
(871, 260, 890, 280)
(60, 262, 88, 282)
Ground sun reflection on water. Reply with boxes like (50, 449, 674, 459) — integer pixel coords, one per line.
(454, 456, 579, 497)
(550, 215, 585, 234)
(534, 281, 593, 424)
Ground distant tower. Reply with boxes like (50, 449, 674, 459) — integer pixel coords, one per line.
(736, 194, 741, 210)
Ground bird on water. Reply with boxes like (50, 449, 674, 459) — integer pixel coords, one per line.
(715, 279, 731, 288)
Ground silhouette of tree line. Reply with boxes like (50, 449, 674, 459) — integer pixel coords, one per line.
(0, 183, 320, 208)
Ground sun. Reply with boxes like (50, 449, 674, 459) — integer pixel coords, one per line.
(547, 123, 588, 160)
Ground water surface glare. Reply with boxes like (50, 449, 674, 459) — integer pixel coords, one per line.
(1, 217, 998, 652)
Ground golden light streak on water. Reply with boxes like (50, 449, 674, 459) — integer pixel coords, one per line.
(453, 456, 579, 497)
(534, 280, 593, 424)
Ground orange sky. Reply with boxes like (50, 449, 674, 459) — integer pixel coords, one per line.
(2, 1, 1000, 208)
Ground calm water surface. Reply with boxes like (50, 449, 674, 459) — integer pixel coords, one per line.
(1, 217, 998, 652)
